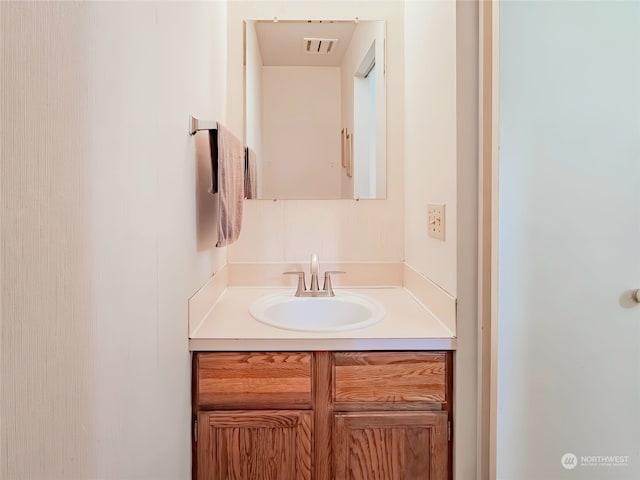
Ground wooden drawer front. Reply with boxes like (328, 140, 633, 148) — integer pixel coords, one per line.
(197, 352, 312, 409)
(333, 352, 447, 406)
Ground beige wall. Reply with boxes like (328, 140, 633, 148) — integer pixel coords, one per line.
(262, 66, 342, 199)
(404, 1, 479, 479)
(244, 20, 264, 197)
(1, 3, 92, 477)
(404, 0, 458, 296)
(1, 2, 227, 478)
(227, 0, 404, 263)
(1, 1, 479, 478)
(455, 1, 480, 479)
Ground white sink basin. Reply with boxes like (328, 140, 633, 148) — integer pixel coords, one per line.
(249, 291, 385, 332)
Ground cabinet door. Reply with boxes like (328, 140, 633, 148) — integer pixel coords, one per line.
(334, 411, 447, 480)
(197, 410, 312, 480)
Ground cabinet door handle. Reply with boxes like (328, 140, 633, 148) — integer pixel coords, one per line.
(633, 289, 640, 304)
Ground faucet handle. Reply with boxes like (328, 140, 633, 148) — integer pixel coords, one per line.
(283, 271, 306, 296)
(323, 271, 345, 297)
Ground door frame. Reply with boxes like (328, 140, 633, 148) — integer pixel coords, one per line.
(478, 1, 499, 480)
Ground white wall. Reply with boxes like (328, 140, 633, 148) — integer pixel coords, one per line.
(498, 2, 640, 479)
(262, 66, 342, 199)
(1, 2, 227, 478)
(227, 0, 404, 264)
(404, 0, 458, 296)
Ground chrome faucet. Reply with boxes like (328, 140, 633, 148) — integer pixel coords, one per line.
(284, 254, 344, 297)
(309, 253, 320, 292)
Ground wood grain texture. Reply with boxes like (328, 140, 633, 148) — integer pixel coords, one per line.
(198, 410, 312, 480)
(334, 352, 447, 404)
(334, 411, 448, 480)
(193, 351, 452, 479)
(313, 351, 334, 480)
(445, 351, 454, 480)
(193, 353, 200, 480)
(197, 352, 312, 409)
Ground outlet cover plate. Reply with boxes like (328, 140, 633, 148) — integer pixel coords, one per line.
(428, 204, 445, 240)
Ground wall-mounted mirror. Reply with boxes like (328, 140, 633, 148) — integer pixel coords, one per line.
(244, 19, 386, 200)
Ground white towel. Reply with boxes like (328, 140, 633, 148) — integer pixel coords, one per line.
(214, 123, 244, 247)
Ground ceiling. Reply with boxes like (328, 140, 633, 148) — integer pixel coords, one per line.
(253, 20, 357, 67)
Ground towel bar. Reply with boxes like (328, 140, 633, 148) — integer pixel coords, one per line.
(189, 115, 217, 135)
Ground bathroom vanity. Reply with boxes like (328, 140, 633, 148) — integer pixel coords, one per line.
(189, 280, 456, 480)
(192, 350, 452, 480)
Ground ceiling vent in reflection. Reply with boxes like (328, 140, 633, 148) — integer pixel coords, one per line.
(303, 38, 338, 55)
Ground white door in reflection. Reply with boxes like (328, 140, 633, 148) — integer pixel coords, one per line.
(353, 58, 377, 199)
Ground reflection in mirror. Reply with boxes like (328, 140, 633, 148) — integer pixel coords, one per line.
(244, 20, 386, 200)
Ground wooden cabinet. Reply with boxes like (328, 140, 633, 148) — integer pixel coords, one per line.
(197, 410, 312, 480)
(193, 351, 452, 480)
(334, 411, 448, 479)
(192, 352, 313, 480)
(331, 352, 451, 480)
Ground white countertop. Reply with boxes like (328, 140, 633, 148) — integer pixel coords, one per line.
(189, 287, 456, 351)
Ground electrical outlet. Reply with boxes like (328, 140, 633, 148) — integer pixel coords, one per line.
(427, 204, 445, 240)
